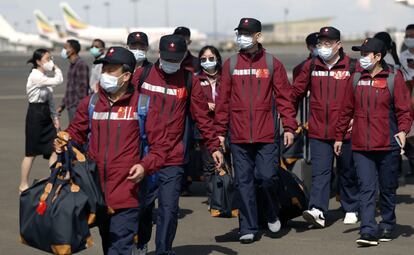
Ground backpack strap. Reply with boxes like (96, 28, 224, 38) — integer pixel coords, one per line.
(138, 63, 153, 89)
(88, 93, 99, 131)
(349, 58, 357, 75)
(137, 94, 151, 159)
(264, 52, 274, 79)
(352, 72, 362, 91)
(387, 68, 396, 102)
(229, 54, 238, 77)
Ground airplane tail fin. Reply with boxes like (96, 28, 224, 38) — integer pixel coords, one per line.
(33, 10, 56, 35)
(60, 2, 88, 30)
(0, 15, 16, 36)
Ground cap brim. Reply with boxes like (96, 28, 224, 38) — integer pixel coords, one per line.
(160, 51, 186, 61)
(352, 45, 372, 52)
(234, 26, 255, 33)
(93, 57, 125, 65)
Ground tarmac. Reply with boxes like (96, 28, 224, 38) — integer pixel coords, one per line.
(0, 48, 413, 255)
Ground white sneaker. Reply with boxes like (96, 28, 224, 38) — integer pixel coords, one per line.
(343, 212, 358, 225)
(239, 233, 255, 244)
(303, 208, 325, 228)
(131, 244, 148, 255)
(268, 218, 281, 233)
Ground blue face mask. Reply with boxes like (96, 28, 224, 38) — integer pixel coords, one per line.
(317, 46, 333, 61)
(130, 49, 147, 62)
(100, 73, 124, 94)
(236, 35, 254, 49)
(61, 48, 68, 59)
(90, 47, 102, 58)
(359, 56, 376, 70)
(159, 59, 181, 74)
(201, 60, 217, 71)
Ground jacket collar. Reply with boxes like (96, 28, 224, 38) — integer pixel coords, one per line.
(239, 43, 265, 62)
(314, 50, 349, 70)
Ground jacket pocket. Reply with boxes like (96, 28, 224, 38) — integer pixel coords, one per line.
(254, 103, 274, 140)
(309, 102, 325, 136)
(230, 105, 249, 141)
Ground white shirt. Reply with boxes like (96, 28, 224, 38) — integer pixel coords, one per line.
(26, 67, 63, 117)
(400, 49, 414, 81)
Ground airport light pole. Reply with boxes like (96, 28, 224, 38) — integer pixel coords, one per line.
(284, 8, 289, 43)
(131, 0, 139, 27)
(104, 2, 111, 27)
(83, 5, 90, 23)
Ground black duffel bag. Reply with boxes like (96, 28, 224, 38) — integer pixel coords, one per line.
(20, 146, 93, 254)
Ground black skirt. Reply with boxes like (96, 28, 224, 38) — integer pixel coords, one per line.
(25, 103, 56, 159)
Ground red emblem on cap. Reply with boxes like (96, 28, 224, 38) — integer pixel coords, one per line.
(168, 42, 176, 52)
(107, 48, 115, 56)
(364, 39, 368, 44)
(243, 19, 249, 26)
(136, 33, 141, 38)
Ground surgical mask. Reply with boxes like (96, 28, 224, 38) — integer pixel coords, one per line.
(61, 48, 68, 59)
(159, 59, 181, 74)
(404, 38, 414, 48)
(236, 35, 254, 49)
(317, 46, 334, 61)
(311, 48, 319, 57)
(201, 60, 217, 71)
(100, 73, 124, 94)
(359, 56, 375, 70)
(42, 60, 54, 72)
(130, 49, 146, 62)
(90, 47, 102, 58)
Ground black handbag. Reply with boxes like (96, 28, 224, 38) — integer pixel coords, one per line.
(20, 146, 93, 254)
(209, 162, 238, 218)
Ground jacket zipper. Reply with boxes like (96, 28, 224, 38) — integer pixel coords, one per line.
(334, 80, 338, 100)
(242, 79, 245, 98)
(249, 61, 253, 143)
(115, 123, 120, 154)
(161, 85, 167, 115)
(325, 71, 330, 139)
(257, 79, 261, 99)
(360, 88, 364, 108)
(169, 99, 176, 119)
(367, 81, 372, 150)
(103, 104, 113, 198)
(374, 89, 378, 109)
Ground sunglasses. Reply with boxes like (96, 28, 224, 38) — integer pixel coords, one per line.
(200, 57, 216, 63)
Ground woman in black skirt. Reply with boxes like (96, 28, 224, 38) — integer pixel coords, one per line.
(20, 49, 63, 193)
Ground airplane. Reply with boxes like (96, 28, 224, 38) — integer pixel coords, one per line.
(33, 9, 91, 47)
(59, 2, 207, 49)
(0, 14, 52, 50)
(395, 0, 414, 6)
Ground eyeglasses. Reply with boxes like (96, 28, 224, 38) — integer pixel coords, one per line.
(316, 40, 339, 48)
(200, 57, 216, 63)
(235, 31, 253, 37)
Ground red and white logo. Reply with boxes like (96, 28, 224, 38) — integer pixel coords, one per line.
(136, 33, 141, 38)
(243, 19, 249, 26)
(168, 42, 176, 52)
(107, 48, 115, 57)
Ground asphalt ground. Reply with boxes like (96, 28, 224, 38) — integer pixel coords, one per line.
(0, 46, 413, 255)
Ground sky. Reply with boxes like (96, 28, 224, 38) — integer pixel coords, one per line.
(0, 0, 412, 36)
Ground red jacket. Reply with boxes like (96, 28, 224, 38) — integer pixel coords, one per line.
(196, 71, 220, 104)
(132, 61, 220, 166)
(214, 46, 296, 143)
(66, 85, 170, 209)
(336, 67, 412, 151)
(292, 55, 312, 82)
(292, 53, 358, 140)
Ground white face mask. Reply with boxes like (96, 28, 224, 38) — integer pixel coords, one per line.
(359, 56, 376, 70)
(100, 73, 124, 94)
(201, 60, 217, 71)
(61, 48, 68, 59)
(404, 38, 414, 49)
(42, 60, 54, 72)
(130, 49, 147, 62)
(159, 59, 181, 74)
(317, 46, 334, 61)
(236, 35, 254, 49)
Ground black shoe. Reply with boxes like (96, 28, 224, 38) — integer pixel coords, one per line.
(356, 233, 379, 246)
(379, 229, 393, 242)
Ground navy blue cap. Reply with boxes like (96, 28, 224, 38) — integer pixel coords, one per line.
(159, 35, 187, 61)
(94, 46, 136, 70)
